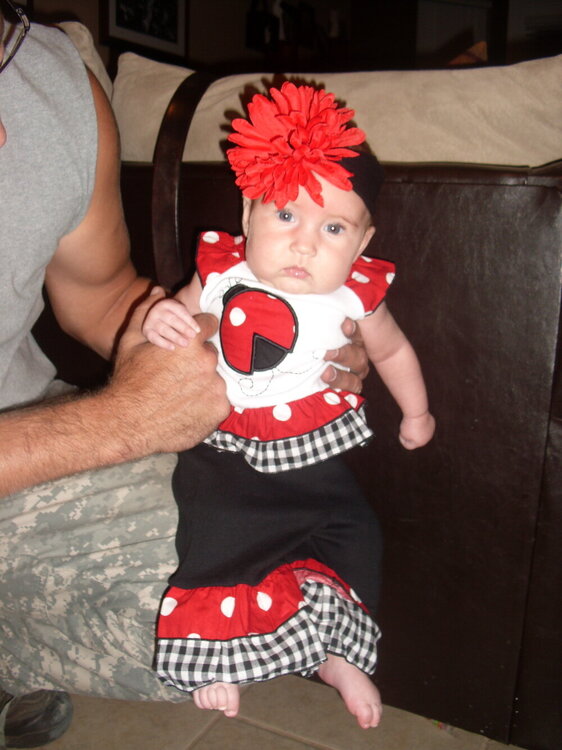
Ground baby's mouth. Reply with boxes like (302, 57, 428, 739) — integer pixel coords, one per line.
(283, 266, 310, 279)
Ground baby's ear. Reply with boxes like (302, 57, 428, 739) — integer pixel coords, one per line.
(242, 196, 253, 236)
(356, 225, 376, 258)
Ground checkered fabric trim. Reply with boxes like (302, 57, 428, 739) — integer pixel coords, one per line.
(303, 581, 380, 674)
(204, 406, 373, 473)
(155, 580, 380, 692)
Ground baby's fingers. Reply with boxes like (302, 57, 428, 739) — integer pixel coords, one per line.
(145, 328, 181, 351)
(148, 299, 200, 329)
(152, 317, 200, 348)
(144, 306, 200, 346)
(399, 413, 436, 450)
(169, 304, 201, 333)
(399, 433, 420, 450)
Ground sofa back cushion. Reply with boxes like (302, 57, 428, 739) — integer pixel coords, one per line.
(112, 50, 562, 167)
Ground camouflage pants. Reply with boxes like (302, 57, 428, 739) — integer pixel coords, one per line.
(0, 452, 189, 702)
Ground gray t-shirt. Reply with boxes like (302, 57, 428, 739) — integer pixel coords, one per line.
(0, 24, 97, 410)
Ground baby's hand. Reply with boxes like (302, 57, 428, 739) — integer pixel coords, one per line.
(399, 411, 435, 450)
(142, 297, 201, 351)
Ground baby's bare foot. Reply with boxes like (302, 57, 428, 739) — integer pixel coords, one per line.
(193, 682, 240, 718)
(317, 654, 382, 729)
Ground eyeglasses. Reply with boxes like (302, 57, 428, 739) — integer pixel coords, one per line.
(0, 0, 30, 74)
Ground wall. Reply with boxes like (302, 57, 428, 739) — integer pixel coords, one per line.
(506, 0, 562, 61)
(31, 0, 562, 73)
(33, 0, 109, 64)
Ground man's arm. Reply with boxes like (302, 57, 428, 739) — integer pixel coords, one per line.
(0, 298, 229, 497)
(0, 70, 230, 497)
(44, 69, 150, 359)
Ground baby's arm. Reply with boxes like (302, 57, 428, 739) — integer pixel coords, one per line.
(142, 276, 203, 351)
(358, 302, 435, 449)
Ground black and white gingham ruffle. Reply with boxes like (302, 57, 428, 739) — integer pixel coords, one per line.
(155, 580, 381, 693)
(204, 406, 373, 473)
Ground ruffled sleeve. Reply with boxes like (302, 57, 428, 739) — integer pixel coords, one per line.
(345, 255, 396, 315)
(196, 231, 246, 285)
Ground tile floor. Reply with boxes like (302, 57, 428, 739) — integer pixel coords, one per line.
(35, 676, 524, 750)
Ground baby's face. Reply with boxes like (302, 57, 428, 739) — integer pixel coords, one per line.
(242, 175, 375, 295)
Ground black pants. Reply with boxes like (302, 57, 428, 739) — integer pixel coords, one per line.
(170, 443, 383, 614)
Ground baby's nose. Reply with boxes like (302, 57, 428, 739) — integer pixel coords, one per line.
(291, 227, 317, 256)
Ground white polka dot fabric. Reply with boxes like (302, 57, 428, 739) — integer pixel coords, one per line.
(156, 580, 380, 692)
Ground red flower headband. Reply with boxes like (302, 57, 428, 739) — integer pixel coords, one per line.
(227, 82, 366, 209)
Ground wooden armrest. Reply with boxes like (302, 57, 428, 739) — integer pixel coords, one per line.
(151, 71, 216, 290)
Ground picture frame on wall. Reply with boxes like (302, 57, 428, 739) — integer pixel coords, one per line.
(100, 0, 187, 61)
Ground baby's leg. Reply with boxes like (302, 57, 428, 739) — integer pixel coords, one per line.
(192, 682, 240, 718)
(317, 655, 382, 729)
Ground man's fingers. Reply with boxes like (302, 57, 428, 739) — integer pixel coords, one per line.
(327, 342, 369, 380)
(193, 312, 218, 341)
(322, 366, 363, 394)
(340, 317, 357, 339)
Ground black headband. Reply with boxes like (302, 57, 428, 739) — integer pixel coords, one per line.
(339, 152, 385, 216)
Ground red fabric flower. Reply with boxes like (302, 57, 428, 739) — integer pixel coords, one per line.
(227, 82, 365, 208)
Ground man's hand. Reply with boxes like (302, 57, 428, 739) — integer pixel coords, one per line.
(0, 291, 229, 497)
(105, 290, 229, 456)
(322, 318, 369, 394)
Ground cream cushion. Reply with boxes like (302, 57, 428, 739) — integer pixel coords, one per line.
(58, 21, 113, 100)
(111, 54, 195, 163)
(112, 51, 562, 167)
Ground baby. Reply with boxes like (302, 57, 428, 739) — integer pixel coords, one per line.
(144, 82, 435, 728)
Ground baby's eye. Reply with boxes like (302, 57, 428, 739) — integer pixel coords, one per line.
(277, 210, 294, 222)
(325, 223, 344, 235)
